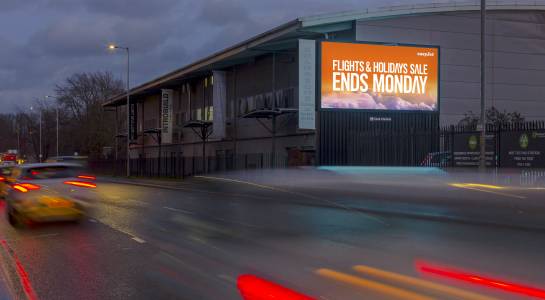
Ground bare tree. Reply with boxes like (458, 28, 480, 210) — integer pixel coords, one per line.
(55, 71, 124, 159)
(458, 106, 525, 127)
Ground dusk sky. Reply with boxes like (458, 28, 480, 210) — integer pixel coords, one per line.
(0, 0, 413, 112)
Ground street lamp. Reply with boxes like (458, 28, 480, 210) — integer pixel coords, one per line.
(108, 44, 131, 177)
(45, 95, 60, 157)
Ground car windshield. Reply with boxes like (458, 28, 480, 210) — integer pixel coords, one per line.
(24, 166, 80, 179)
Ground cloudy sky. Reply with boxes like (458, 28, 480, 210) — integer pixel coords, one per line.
(0, 0, 412, 112)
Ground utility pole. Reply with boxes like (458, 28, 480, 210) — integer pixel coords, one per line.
(271, 52, 276, 168)
(45, 96, 60, 157)
(479, 0, 487, 170)
(39, 110, 42, 162)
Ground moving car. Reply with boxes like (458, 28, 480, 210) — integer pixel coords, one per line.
(0, 165, 13, 199)
(4, 163, 97, 227)
(45, 156, 89, 168)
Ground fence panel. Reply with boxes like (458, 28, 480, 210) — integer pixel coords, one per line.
(89, 121, 545, 176)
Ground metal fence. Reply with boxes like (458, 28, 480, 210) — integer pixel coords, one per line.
(90, 121, 545, 177)
(425, 121, 545, 168)
(89, 153, 289, 178)
(318, 110, 439, 166)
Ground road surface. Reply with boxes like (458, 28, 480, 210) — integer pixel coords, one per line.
(0, 167, 544, 300)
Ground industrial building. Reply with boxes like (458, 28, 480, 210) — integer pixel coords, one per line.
(103, 2, 545, 174)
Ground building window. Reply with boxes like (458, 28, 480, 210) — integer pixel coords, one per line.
(206, 106, 213, 121)
(175, 112, 181, 126)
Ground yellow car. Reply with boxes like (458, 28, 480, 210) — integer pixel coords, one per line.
(5, 163, 97, 227)
(0, 165, 13, 199)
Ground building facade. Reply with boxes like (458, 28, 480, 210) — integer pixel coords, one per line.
(103, 2, 545, 170)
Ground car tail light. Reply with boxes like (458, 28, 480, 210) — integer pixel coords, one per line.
(237, 275, 315, 300)
(77, 175, 96, 180)
(0, 176, 5, 182)
(64, 181, 97, 188)
(11, 183, 41, 193)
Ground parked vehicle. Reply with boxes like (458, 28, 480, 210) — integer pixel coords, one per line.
(421, 151, 452, 167)
(45, 156, 89, 168)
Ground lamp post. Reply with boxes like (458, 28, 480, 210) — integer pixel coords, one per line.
(108, 44, 131, 177)
(479, 0, 487, 170)
(45, 96, 60, 157)
(30, 106, 42, 162)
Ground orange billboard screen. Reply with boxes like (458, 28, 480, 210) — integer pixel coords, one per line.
(321, 41, 438, 111)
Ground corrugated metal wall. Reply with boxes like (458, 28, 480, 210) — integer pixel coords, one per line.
(356, 10, 545, 125)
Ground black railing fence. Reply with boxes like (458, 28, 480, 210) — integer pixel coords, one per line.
(427, 121, 545, 168)
(89, 153, 289, 178)
(90, 121, 545, 178)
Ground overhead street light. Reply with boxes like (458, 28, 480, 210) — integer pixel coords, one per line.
(108, 43, 131, 177)
(45, 95, 60, 157)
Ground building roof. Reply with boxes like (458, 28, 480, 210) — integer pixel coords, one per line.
(103, 0, 545, 107)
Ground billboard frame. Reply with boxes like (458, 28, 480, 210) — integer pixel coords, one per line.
(317, 40, 441, 114)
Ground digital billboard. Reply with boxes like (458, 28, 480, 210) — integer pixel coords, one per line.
(321, 41, 439, 111)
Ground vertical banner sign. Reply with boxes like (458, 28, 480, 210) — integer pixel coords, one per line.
(161, 89, 173, 144)
(298, 39, 316, 130)
(212, 70, 227, 139)
(129, 101, 138, 141)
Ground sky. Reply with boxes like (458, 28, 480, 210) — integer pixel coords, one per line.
(0, 0, 415, 112)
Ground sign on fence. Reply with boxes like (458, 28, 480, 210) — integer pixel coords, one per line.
(452, 132, 496, 167)
(500, 131, 545, 168)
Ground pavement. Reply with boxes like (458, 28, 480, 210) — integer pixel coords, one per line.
(0, 167, 544, 299)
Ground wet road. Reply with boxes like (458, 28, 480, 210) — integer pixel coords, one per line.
(1, 168, 545, 300)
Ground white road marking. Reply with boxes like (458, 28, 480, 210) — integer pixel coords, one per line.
(196, 175, 387, 225)
(34, 233, 60, 238)
(164, 206, 260, 229)
(217, 274, 236, 284)
(163, 206, 195, 215)
(89, 219, 97, 223)
(131, 237, 146, 243)
(92, 219, 147, 244)
(2, 233, 60, 243)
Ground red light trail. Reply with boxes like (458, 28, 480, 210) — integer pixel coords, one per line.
(416, 260, 545, 299)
